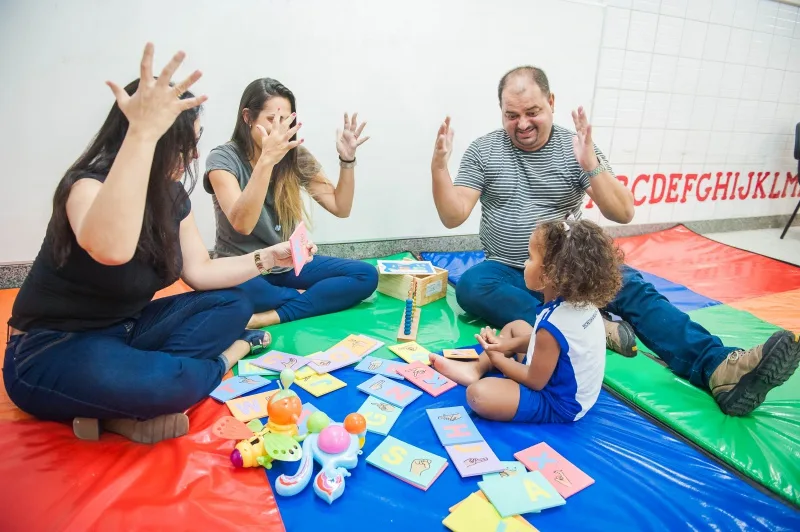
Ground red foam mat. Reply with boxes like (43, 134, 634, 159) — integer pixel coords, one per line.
(0, 282, 285, 531)
(615, 225, 800, 303)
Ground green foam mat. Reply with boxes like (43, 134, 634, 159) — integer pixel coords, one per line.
(604, 303, 800, 507)
(234, 253, 483, 374)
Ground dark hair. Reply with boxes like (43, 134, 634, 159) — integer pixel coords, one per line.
(50, 78, 201, 280)
(230, 78, 306, 238)
(536, 219, 623, 308)
(498, 66, 551, 104)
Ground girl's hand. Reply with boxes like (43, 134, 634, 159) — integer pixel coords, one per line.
(485, 349, 506, 367)
(261, 240, 317, 269)
(106, 43, 207, 143)
(475, 326, 515, 357)
(256, 112, 303, 167)
(336, 112, 369, 161)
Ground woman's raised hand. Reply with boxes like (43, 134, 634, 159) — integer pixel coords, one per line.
(106, 42, 207, 142)
(256, 111, 303, 167)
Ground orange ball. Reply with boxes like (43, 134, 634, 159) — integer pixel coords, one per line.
(344, 413, 367, 435)
(268, 392, 303, 425)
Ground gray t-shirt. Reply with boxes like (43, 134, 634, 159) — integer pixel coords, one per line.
(203, 142, 321, 266)
(454, 124, 612, 269)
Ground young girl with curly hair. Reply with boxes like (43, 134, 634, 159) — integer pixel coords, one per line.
(431, 219, 624, 423)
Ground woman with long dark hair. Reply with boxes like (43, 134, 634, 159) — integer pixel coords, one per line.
(3, 44, 313, 444)
(204, 78, 378, 329)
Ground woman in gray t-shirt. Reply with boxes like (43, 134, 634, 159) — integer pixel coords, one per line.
(203, 78, 377, 328)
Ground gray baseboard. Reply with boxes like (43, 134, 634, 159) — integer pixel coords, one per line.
(2, 214, 798, 289)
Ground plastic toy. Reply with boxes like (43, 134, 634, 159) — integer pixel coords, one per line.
(275, 412, 367, 504)
(211, 368, 305, 469)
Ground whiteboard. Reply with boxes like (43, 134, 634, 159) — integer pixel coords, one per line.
(0, 0, 604, 262)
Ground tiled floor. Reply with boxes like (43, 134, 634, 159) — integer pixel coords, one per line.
(704, 227, 800, 266)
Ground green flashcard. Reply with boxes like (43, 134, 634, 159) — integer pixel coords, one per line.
(478, 470, 566, 517)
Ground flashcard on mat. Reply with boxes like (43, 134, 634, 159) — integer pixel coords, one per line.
(354, 355, 407, 380)
(209, 375, 271, 402)
(366, 435, 448, 491)
(332, 334, 384, 357)
(237, 360, 278, 377)
(294, 366, 346, 397)
(478, 470, 566, 516)
(250, 351, 309, 372)
(396, 361, 457, 396)
(426, 406, 484, 445)
(357, 375, 422, 408)
(482, 460, 528, 481)
(445, 441, 504, 477)
(388, 341, 431, 365)
(297, 403, 320, 437)
(443, 348, 480, 360)
(289, 221, 310, 276)
(225, 389, 278, 422)
(444, 492, 538, 532)
(357, 396, 403, 436)
(514, 442, 595, 498)
(307, 346, 361, 374)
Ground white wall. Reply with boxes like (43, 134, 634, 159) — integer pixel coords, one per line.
(0, 0, 603, 263)
(584, 0, 800, 229)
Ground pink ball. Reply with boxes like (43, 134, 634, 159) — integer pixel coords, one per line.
(317, 425, 350, 455)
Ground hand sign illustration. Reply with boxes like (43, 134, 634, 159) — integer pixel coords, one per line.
(410, 459, 431, 476)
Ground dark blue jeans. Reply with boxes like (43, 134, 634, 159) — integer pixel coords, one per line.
(238, 255, 378, 322)
(3, 289, 252, 422)
(455, 260, 736, 389)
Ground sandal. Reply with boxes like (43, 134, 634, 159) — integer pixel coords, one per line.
(239, 329, 272, 353)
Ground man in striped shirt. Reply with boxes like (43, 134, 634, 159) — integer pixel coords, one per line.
(430, 66, 800, 417)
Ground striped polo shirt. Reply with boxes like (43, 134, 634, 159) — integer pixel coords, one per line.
(454, 125, 612, 269)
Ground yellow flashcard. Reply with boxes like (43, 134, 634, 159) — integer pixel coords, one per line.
(447, 492, 537, 531)
(225, 389, 279, 422)
(333, 334, 381, 357)
(388, 341, 431, 365)
(294, 366, 346, 397)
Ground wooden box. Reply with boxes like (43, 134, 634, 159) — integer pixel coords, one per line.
(376, 260, 449, 306)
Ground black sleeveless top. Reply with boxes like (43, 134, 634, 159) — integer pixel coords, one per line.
(9, 174, 191, 333)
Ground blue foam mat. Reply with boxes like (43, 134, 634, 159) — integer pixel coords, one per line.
(420, 250, 720, 313)
(263, 365, 799, 531)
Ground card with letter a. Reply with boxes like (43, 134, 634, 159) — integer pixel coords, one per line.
(289, 220, 310, 276)
(356, 375, 422, 408)
(293, 366, 346, 397)
(396, 361, 457, 396)
(478, 470, 565, 516)
(354, 355, 408, 380)
(366, 435, 448, 490)
(356, 395, 403, 436)
(250, 351, 309, 372)
(514, 442, 594, 498)
(426, 406, 484, 445)
(209, 375, 271, 402)
(444, 441, 504, 478)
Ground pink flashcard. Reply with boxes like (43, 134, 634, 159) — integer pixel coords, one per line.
(250, 351, 309, 373)
(395, 361, 457, 397)
(289, 221, 310, 276)
(514, 442, 594, 498)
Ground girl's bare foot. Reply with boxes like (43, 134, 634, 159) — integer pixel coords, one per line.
(429, 354, 483, 386)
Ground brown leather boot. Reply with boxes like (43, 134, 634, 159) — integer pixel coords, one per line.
(603, 317, 638, 358)
(73, 414, 190, 444)
(710, 331, 800, 416)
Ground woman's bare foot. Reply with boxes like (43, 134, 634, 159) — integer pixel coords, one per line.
(429, 354, 483, 386)
(247, 310, 281, 329)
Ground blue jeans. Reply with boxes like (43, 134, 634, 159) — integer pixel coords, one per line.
(238, 255, 378, 322)
(456, 260, 736, 389)
(3, 289, 252, 421)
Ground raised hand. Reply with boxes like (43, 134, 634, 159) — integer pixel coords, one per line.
(256, 111, 303, 167)
(571, 106, 599, 172)
(432, 116, 454, 170)
(336, 112, 369, 161)
(106, 43, 207, 142)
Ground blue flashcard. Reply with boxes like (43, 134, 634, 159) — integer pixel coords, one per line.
(366, 435, 448, 490)
(482, 460, 528, 481)
(426, 406, 484, 445)
(478, 470, 566, 517)
(354, 355, 408, 380)
(297, 402, 319, 437)
(356, 375, 422, 408)
(357, 395, 404, 436)
(209, 375, 271, 402)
